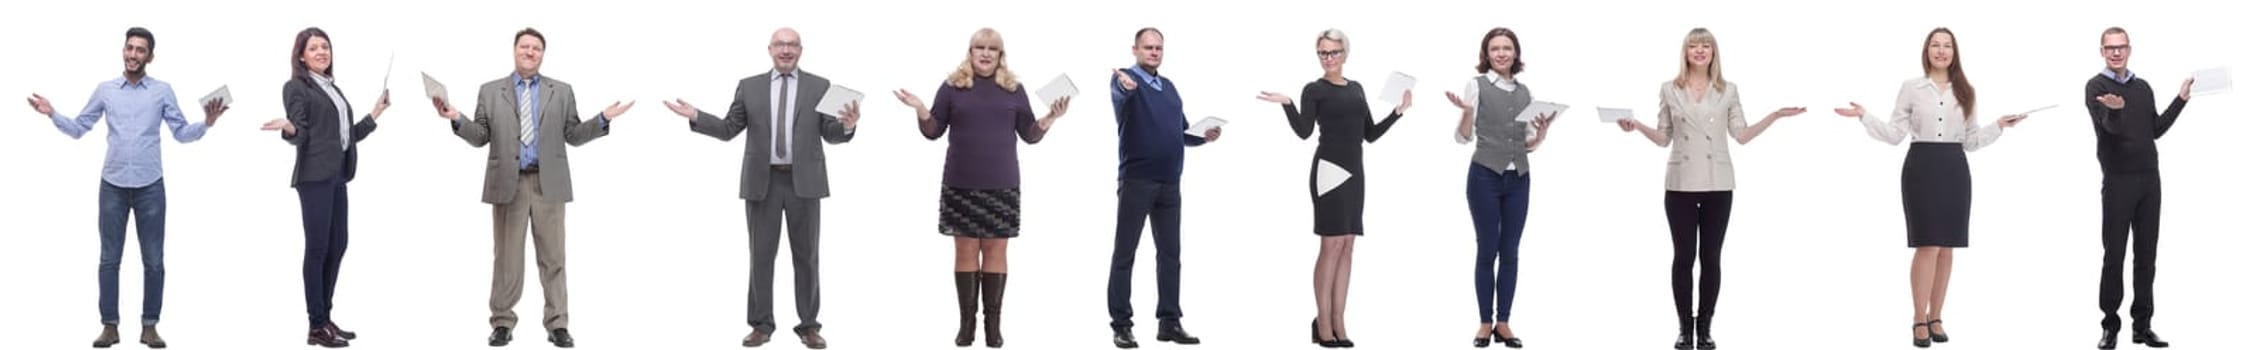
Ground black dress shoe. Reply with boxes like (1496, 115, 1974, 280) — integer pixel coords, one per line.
(1912, 323, 1932, 348)
(1925, 320, 1949, 343)
(1156, 324, 1201, 345)
(2131, 329, 2169, 348)
(2098, 329, 2119, 349)
(547, 328, 575, 348)
(327, 322, 358, 341)
(1674, 333, 1695, 350)
(1474, 336, 1490, 348)
(1492, 329, 1522, 348)
(308, 327, 351, 348)
(489, 327, 513, 347)
(1111, 328, 1139, 349)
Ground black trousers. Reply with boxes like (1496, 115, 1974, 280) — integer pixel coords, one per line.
(1108, 179, 1184, 329)
(1664, 191, 1732, 324)
(296, 178, 349, 330)
(2099, 172, 2162, 331)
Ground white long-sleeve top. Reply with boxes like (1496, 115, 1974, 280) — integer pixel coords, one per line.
(1859, 78, 2005, 152)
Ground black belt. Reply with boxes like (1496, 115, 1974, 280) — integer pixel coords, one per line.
(770, 164, 793, 172)
(520, 165, 540, 174)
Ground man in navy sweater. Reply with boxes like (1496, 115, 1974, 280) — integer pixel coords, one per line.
(1107, 27, 1220, 349)
(2085, 26, 2193, 350)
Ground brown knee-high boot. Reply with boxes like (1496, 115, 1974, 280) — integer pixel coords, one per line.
(980, 272, 1008, 348)
(954, 272, 980, 347)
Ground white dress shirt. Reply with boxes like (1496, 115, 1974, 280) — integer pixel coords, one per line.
(310, 74, 352, 151)
(1859, 78, 2004, 152)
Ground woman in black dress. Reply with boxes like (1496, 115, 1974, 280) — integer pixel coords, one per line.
(1256, 28, 1408, 349)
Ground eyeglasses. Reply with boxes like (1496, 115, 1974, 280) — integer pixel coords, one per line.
(1316, 49, 1346, 60)
(771, 41, 802, 48)
(2102, 44, 2130, 53)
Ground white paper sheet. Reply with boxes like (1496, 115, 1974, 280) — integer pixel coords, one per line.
(421, 72, 449, 103)
(1596, 107, 1634, 123)
(1035, 73, 1077, 105)
(1379, 71, 1416, 106)
(197, 85, 231, 107)
(2016, 104, 2058, 116)
(1316, 159, 1353, 197)
(2191, 66, 2233, 96)
(1185, 116, 1228, 136)
(814, 84, 863, 117)
(1517, 101, 1568, 122)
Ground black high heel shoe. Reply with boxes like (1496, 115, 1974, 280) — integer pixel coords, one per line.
(1912, 323, 1933, 348)
(1491, 329, 1522, 348)
(1313, 319, 1345, 348)
(1926, 320, 1949, 343)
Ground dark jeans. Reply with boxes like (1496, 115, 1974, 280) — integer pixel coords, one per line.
(2100, 173, 2162, 331)
(1468, 164, 1530, 323)
(1108, 179, 1184, 329)
(296, 178, 350, 329)
(1665, 190, 1733, 324)
(97, 179, 167, 326)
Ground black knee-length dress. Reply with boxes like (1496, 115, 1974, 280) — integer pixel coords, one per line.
(1279, 79, 1404, 236)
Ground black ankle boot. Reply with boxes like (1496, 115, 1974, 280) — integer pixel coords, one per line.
(1674, 317, 1695, 350)
(980, 272, 1009, 348)
(954, 272, 979, 347)
(1694, 317, 1716, 350)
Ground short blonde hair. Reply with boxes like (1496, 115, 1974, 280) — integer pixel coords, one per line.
(1316, 28, 1349, 51)
(1674, 28, 1726, 91)
(947, 28, 1020, 92)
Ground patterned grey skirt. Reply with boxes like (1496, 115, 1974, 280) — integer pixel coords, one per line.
(938, 186, 1022, 239)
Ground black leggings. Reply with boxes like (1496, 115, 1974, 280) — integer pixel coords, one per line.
(1664, 191, 1732, 324)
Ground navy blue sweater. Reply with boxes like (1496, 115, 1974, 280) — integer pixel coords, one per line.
(1113, 66, 1207, 183)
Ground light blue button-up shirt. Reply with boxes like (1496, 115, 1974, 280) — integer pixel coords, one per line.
(49, 76, 210, 188)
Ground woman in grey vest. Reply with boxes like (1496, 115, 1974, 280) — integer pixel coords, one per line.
(1441, 27, 1553, 349)
(1614, 28, 1806, 350)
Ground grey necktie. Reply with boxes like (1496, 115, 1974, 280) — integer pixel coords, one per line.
(775, 74, 792, 160)
(518, 81, 536, 146)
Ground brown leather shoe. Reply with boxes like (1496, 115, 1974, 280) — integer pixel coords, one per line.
(308, 327, 351, 348)
(742, 329, 772, 347)
(798, 330, 828, 349)
(91, 325, 120, 348)
(139, 326, 167, 349)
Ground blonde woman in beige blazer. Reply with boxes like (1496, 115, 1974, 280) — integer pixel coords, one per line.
(1614, 28, 1804, 350)
(1830, 27, 2028, 348)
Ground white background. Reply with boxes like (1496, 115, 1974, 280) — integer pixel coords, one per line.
(3, 0, 2253, 349)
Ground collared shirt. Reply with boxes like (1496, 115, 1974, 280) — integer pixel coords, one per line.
(1859, 78, 2005, 152)
(50, 76, 210, 187)
(772, 69, 799, 165)
(2101, 68, 2135, 84)
(310, 73, 353, 151)
(513, 73, 543, 169)
(1656, 81, 1746, 192)
(1454, 72, 1535, 170)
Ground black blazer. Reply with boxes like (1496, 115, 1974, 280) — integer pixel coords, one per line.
(281, 75, 379, 186)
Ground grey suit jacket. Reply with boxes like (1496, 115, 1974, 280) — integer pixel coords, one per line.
(689, 71, 855, 201)
(450, 74, 611, 204)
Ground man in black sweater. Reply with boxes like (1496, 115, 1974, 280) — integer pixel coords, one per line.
(2085, 26, 2193, 350)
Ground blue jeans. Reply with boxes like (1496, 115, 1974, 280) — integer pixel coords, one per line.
(1467, 164, 1530, 323)
(98, 179, 167, 326)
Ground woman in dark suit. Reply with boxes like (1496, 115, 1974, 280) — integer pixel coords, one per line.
(259, 27, 388, 348)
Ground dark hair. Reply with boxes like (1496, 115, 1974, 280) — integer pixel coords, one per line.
(1473, 27, 1523, 74)
(2100, 26, 2128, 44)
(515, 28, 546, 48)
(1924, 27, 1976, 119)
(291, 27, 332, 80)
(1133, 27, 1163, 41)
(125, 27, 155, 53)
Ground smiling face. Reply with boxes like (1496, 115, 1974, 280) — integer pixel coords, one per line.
(1685, 40, 1713, 68)
(1487, 36, 1517, 75)
(1925, 31, 1956, 73)
(770, 28, 802, 73)
(1316, 38, 1345, 75)
(302, 36, 333, 75)
(122, 36, 151, 74)
(2101, 32, 2130, 71)
(968, 32, 1003, 76)
(514, 34, 545, 75)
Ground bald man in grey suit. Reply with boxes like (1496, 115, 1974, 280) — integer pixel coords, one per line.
(663, 28, 858, 350)
(431, 28, 635, 349)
